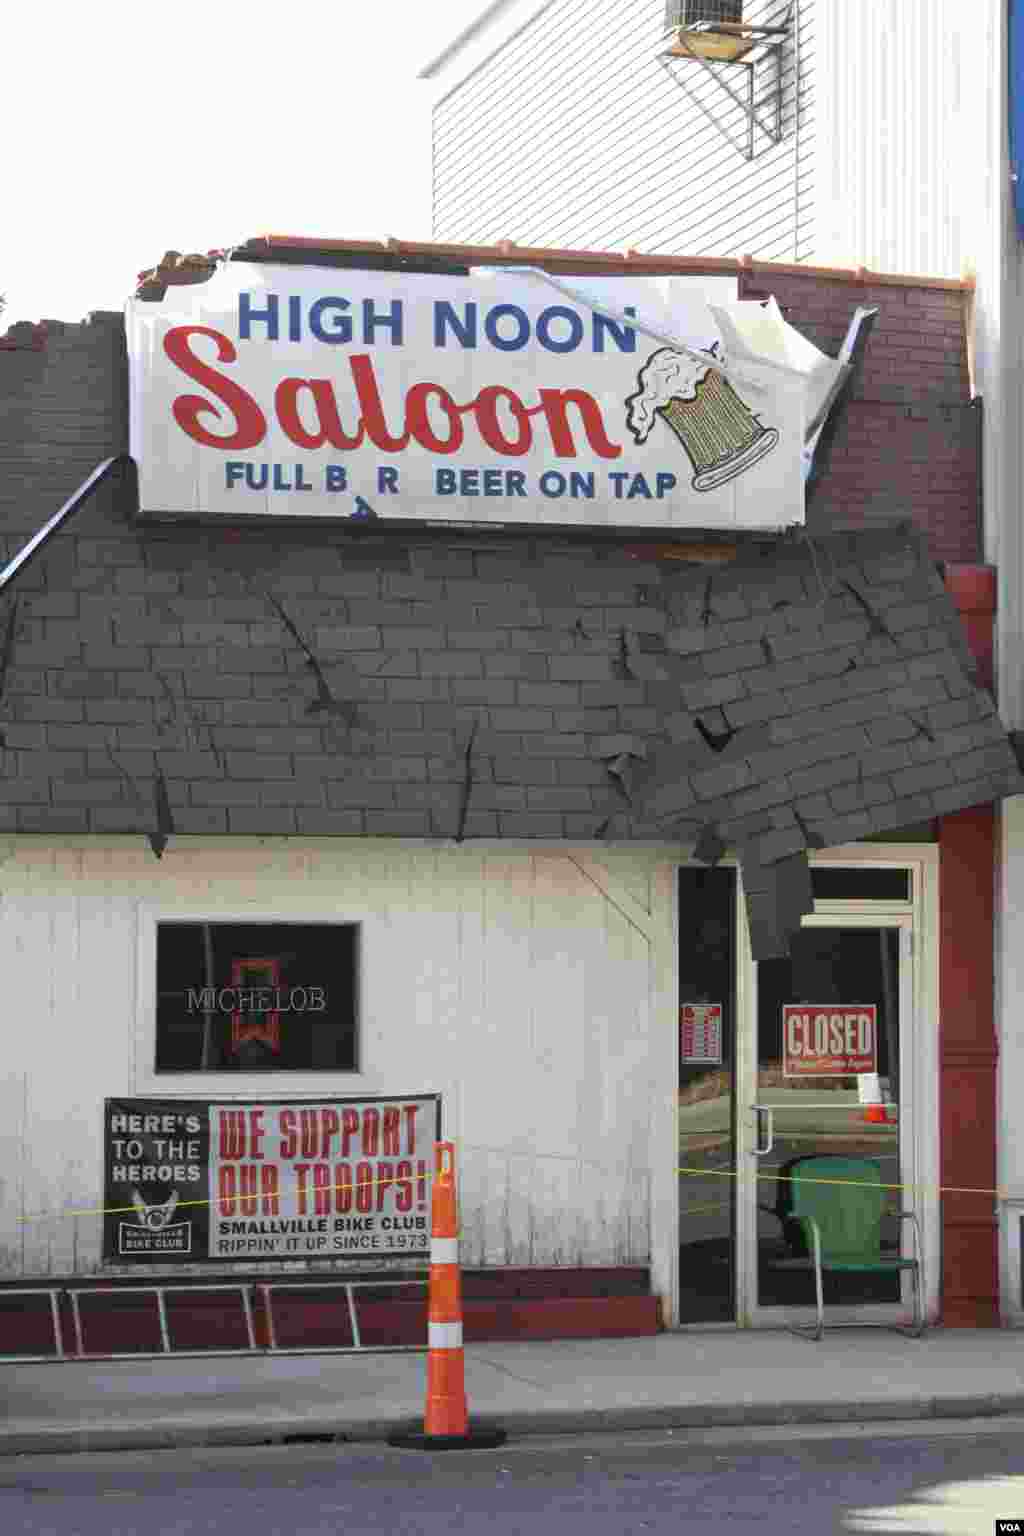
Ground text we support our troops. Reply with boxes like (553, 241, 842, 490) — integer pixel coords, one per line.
(215, 1102, 429, 1220)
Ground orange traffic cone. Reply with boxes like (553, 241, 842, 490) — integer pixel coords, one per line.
(388, 1142, 506, 1451)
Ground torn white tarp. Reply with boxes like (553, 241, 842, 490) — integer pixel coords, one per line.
(707, 295, 847, 442)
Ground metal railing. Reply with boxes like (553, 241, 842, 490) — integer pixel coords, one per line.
(0, 454, 129, 598)
(257, 1279, 426, 1355)
(0, 1289, 65, 1363)
(68, 1283, 257, 1360)
(0, 1277, 428, 1364)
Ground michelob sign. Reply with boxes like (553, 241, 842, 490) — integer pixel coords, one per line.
(126, 264, 843, 530)
(103, 1095, 441, 1263)
(782, 1006, 878, 1078)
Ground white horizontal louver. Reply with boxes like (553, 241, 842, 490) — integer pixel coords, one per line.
(433, 0, 815, 264)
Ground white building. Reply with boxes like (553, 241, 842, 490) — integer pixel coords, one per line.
(422, 0, 1024, 1328)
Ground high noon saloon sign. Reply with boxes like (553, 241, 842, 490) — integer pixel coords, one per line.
(126, 265, 842, 530)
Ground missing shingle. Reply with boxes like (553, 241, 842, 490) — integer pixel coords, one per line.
(694, 710, 736, 755)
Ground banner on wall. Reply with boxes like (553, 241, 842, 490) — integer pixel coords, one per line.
(126, 264, 843, 530)
(782, 1006, 878, 1078)
(102, 1095, 441, 1264)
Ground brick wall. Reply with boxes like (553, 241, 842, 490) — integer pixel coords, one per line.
(738, 270, 979, 563)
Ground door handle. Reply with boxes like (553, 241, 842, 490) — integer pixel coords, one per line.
(752, 1106, 774, 1156)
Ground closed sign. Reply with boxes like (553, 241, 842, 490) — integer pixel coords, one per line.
(782, 1006, 877, 1077)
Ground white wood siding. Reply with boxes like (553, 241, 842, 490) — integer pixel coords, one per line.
(0, 839, 673, 1279)
(432, 0, 815, 262)
(815, 0, 993, 281)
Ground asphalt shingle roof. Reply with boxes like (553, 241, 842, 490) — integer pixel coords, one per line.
(590, 522, 1020, 955)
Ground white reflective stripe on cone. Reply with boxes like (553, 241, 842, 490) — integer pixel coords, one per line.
(430, 1237, 459, 1264)
(428, 1321, 463, 1349)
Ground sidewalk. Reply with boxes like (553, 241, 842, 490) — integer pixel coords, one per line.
(3, 1328, 1024, 1456)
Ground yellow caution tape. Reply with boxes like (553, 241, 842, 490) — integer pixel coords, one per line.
(11, 1162, 1007, 1229)
(16, 1169, 422, 1226)
(677, 1165, 1002, 1197)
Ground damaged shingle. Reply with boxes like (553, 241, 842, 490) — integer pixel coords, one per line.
(5, 514, 1021, 961)
(694, 824, 726, 865)
(0, 598, 19, 748)
(793, 805, 826, 850)
(694, 710, 737, 754)
(842, 579, 899, 647)
(454, 719, 479, 843)
(604, 752, 641, 802)
(630, 525, 1024, 957)
(701, 574, 715, 628)
(611, 628, 634, 680)
(150, 761, 176, 860)
(266, 593, 362, 726)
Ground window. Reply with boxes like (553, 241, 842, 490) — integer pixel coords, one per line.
(810, 867, 911, 902)
(155, 922, 358, 1073)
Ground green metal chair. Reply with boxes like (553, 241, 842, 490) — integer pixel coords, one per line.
(774, 1156, 924, 1341)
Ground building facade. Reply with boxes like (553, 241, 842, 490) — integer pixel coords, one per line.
(0, 236, 1017, 1353)
(421, 0, 1024, 1330)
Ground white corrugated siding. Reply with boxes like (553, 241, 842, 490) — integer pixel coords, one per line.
(815, 0, 990, 279)
(432, 0, 816, 262)
(0, 840, 669, 1277)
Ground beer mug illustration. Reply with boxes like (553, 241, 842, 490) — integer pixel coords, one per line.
(626, 346, 778, 491)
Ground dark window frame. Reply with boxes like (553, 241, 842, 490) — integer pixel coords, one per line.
(154, 919, 361, 1076)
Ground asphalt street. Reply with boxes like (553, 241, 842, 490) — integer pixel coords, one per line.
(2, 1418, 1024, 1535)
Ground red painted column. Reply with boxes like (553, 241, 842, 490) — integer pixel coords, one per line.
(938, 566, 998, 1326)
(945, 565, 995, 692)
(937, 806, 998, 1326)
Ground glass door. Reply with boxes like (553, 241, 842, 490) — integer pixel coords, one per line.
(738, 912, 914, 1329)
(677, 867, 737, 1324)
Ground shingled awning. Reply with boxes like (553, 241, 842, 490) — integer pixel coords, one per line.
(590, 522, 1021, 957)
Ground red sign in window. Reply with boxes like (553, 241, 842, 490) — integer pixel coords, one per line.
(680, 1003, 723, 1065)
(782, 1005, 877, 1077)
(230, 958, 282, 1055)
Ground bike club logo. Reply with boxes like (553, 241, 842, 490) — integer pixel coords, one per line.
(118, 1190, 192, 1256)
(626, 343, 778, 491)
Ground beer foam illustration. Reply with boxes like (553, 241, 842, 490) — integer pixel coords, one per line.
(626, 348, 716, 442)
